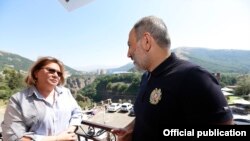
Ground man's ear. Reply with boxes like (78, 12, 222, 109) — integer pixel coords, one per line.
(143, 32, 151, 52)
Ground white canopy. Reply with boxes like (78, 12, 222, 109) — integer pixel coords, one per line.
(221, 87, 234, 92)
(58, 0, 94, 12)
(233, 99, 250, 105)
(222, 91, 233, 96)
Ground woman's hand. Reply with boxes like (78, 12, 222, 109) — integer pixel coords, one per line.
(56, 131, 77, 141)
(21, 136, 33, 141)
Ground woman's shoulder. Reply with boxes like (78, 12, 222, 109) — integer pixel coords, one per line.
(9, 87, 34, 102)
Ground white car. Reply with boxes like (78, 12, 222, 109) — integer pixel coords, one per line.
(233, 114, 250, 125)
(107, 103, 121, 112)
(120, 103, 133, 112)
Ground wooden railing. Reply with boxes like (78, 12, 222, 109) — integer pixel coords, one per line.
(0, 120, 117, 141)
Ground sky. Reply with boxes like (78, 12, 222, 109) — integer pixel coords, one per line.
(0, 0, 249, 71)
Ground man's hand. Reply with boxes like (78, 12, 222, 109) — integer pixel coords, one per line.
(111, 119, 134, 141)
(111, 128, 128, 136)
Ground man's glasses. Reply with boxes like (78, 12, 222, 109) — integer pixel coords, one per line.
(42, 67, 63, 77)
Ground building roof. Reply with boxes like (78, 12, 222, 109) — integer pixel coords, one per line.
(221, 87, 234, 92)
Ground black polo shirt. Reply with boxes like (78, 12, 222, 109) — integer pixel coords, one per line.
(132, 53, 233, 141)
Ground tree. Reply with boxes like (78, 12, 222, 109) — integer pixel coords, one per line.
(220, 74, 238, 86)
(235, 75, 250, 96)
(80, 83, 97, 98)
(79, 73, 142, 102)
(0, 67, 25, 100)
(3, 69, 25, 90)
(127, 77, 140, 94)
(106, 82, 112, 91)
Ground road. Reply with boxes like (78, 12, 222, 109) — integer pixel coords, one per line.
(84, 107, 134, 128)
(0, 108, 5, 132)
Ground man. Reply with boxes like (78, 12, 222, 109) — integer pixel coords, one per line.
(112, 16, 233, 141)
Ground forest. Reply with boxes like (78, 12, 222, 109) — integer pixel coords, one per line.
(1, 66, 250, 108)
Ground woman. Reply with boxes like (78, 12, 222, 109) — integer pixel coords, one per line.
(1, 56, 82, 141)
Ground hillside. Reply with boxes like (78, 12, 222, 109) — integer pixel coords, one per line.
(110, 47, 250, 74)
(2, 47, 250, 74)
(173, 47, 250, 73)
(0, 50, 82, 75)
(0, 51, 33, 71)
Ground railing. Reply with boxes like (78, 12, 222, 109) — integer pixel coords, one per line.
(0, 120, 117, 141)
(75, 120, 117, 141)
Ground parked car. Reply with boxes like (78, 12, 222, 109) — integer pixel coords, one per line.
(234, 118, 250, 125)
(233, 114, 250, 125)
(230, 106, 248, 115)
(107, 103, 121, 112)
(120, 103, 133, 112)
(129, 106, 135, 116)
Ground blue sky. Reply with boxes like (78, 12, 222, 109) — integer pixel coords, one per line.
(0, 0, 249, 71)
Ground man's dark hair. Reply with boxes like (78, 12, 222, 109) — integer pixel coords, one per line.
(134, 16, 171, 48)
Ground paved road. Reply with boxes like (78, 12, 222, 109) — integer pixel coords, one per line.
(0, 108, 5, 132)
(85, 107, 135, 128)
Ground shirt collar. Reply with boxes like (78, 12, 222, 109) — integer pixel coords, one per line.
(27, 85, 63, 98)
(151, 52, 177, 77)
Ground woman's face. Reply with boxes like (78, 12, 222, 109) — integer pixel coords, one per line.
(35, 62, 62, 87)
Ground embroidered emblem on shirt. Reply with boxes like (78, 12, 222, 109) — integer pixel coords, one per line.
(149, 88, 162, 105)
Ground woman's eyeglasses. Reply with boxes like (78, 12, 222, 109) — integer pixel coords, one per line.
(42, 67, 63, 77)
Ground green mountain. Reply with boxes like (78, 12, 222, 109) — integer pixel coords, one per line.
(173, 47, 250, 73)
(110, 47, 250, 74)
(2, 47, 250, 74)
(0, 50, 82, 75)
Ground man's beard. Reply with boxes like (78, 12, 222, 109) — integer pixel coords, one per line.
(134, 62, 146, 73)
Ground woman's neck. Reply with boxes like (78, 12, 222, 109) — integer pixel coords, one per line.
(36, 84, 54, 98)
(45, 89, 55, 105)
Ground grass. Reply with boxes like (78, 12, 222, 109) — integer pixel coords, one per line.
(0, 99, 7, 108)
(227, 95, 243, 104)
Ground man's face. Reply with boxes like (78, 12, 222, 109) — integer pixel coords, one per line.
(127, 29, 147, 71)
